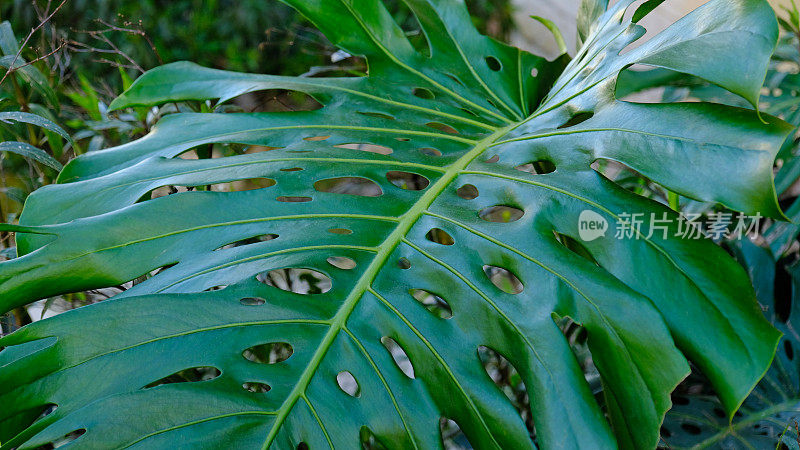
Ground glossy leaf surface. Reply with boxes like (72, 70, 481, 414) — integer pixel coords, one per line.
(0, 1, 789, 449)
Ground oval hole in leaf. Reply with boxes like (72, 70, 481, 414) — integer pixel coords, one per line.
(328, 228, 353, 235)
(360, 426, 389, 450)
(215, 234, 278, 251)
(786, 340, 794, 360)
(281, 167, 303, 172)
(44, 429, 86, 448)
(558, 111, 594, 129)
(303, 135, 330, 141)
(680, 423, 702, 435)
(554, 232, 599, 266)
(381, 337, 415, 379)
(297, 443, 309, 450)
(531, 68, 539, 77)
(256, 268, 332, 294)
(240, 297, 266, 306)
(336, 371, 361, 397)
(314, 177, 383, 197)
(479, 205, 524, 223)
(277, 196, 312, 203)
(409, 288, 453, 319)
(413, 87, 435, 99)
(203, 178, 277, 192)
(483, 265, 523, 294)
(386, 171, 430, 191)
(478, 345, 534, 436)
(334, 142, 393, 155)
(357, 111, 396, 120)
(144, 366, 221, 388)
(456, 184, 479, 200)
(327, 256, 356, 270)
(426, 122, 459, 134)
(460, 108, 479, 117)
(485, 56, 502, 71)
(445, 73, 464, 86)
(204, 285, 228, 291)
(420, 147, 442, 157)
(425, 228, 454, 245)
(397, 257, 411, 269)
(242, 342, 293, 364)
(516, 159, 556, 174)
(440, 418, 471, 448)
(485, 155, 499, 163)
(242, 381, 271, 393)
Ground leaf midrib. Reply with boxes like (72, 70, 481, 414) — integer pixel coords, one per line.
(260, 123, 517, 449)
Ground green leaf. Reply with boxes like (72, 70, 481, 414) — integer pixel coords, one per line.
(0, 112, 71, 142)
(0, 141, 62, 170)
(660, 240, 800, 448)
(0, 55, 59, 110)
(0, 21, 20, 56)
(0, 1, 789, 449)
(577, 0, 609, 43)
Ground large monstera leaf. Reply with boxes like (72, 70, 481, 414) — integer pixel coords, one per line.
(0, 0, 791, 449)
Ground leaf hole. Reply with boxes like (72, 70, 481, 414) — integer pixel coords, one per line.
(558, 111, 594, 129)
(456, 184, 479, 200)
(281, 167, 303, 172)
(485, 155, 499, 163)
(386, 171, 430, 190)
(410, 288, 453, 319)
(303, 135, 330, 141)
(460, 108, 479, 117)
(425, 228, 454, 245)
(444, 73, 464, 86)
(420, 147, 442, 157)
(314, 177, 383, 197)
(240, 297, 266, 306)
(397, 257, 411, 269)
(204, 285, 229, 291)
(297, 443, 309, 450)
(478, 346, 534, 436)
(242, 381, 271, 393)
(256, 268, 332, 294)
(360, 426, 389, 450)
(45, 429, 86, 448)
(531, 68, 539, 77)
(412, 87, 435, 100)
(215, 234, 278, 251)
(516, 159, 556, 174)
(242, 342, 293, 364)
(712, 407, 726, 419)
(327, 256, 357, 270)
(479, 205, 524, 223)
(277, 196, 312, 203)
(786, 340, 794, 360)
(426, 122, 459, 134)
(439, 418, 471, 449)
(337, 371, 361, 397)
(485, 56, 502, 71)
(483, 265, 523, 294)
(328, 228, 353, 235)
(381, 337, 416, 379)
(357, 111, 396, 121)
(680, 423, 702, 435)
(144, 366, 221, 388)
(334, 142, 393, 155)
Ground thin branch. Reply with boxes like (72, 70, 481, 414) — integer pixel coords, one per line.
(0, 0, 69, 86)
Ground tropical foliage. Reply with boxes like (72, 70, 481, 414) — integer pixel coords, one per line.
(0, 0, 793, 449)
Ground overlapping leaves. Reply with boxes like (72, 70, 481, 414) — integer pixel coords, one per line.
(0, 0, 791, 448)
